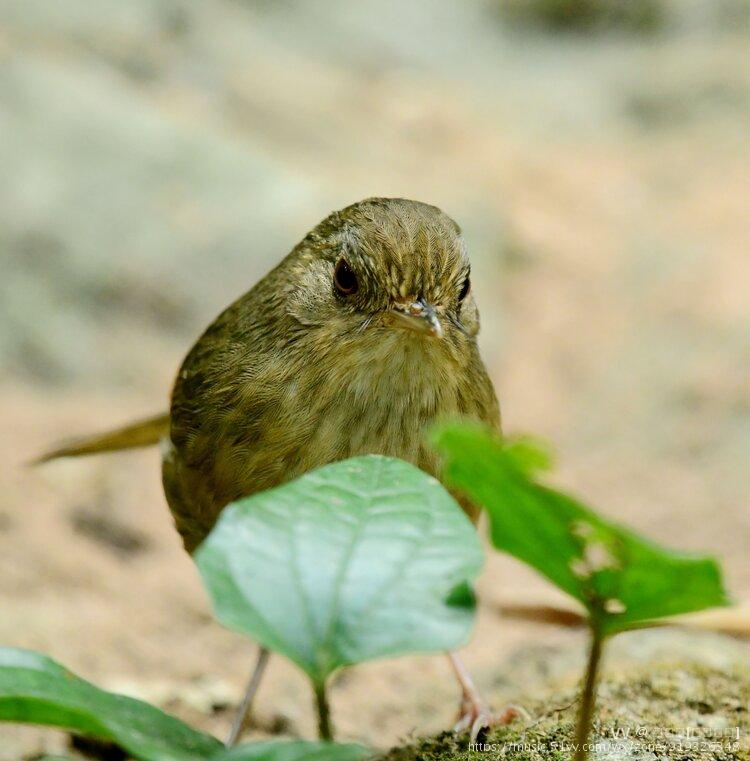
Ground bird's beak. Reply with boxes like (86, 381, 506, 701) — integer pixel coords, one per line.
(389, 299, 443, 339)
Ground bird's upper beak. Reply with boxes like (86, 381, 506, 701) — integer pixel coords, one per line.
(389, 299, 443, 339)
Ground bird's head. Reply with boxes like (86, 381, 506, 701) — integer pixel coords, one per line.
(286, 198, 479, 353)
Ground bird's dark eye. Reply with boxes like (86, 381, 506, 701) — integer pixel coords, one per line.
(458, 274, 471, 301)
(333, 258, 359, 295)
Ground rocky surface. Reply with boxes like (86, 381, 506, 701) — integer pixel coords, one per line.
(384, 662, 749, 760)
(383, 631, 750, 760)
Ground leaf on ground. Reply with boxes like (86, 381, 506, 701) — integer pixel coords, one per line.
(433, 423, 729, 635)
(0, 647, 222, 761)
(195, 455, 483, 685)
(215, 740, 371, 761)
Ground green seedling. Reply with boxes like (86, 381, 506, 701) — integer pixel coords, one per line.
(1, 455, 479, 756)
(434, 422, 729, 760)
(195, 455, 483, 741)
(4, 433, 728, 759)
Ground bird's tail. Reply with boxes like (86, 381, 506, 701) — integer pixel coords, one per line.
(33, 412, 170, 464)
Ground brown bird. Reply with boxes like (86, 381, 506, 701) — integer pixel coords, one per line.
(38, 197, 516, 743)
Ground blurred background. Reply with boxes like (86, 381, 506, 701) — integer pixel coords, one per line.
(1, 0, 749, 757)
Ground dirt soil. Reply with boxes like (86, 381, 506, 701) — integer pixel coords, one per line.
(1, 1, 749, 759)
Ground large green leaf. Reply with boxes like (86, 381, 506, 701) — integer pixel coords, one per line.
(215, 740, 371, 761)
(0, 648, 222, 761)
(195, 455, 483, 685)
(434, 424, 729, 636)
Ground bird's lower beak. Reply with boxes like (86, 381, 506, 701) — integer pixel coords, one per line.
(389, 300, 443, 339)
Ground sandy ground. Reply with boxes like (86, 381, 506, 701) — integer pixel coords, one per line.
(1, 1, 749, 758)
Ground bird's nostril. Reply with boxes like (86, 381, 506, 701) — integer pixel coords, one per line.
(393, 296, 423, 315)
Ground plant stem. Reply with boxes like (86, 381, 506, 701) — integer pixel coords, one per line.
(573, 625, 604, 761)
(314, 681, 333, 741)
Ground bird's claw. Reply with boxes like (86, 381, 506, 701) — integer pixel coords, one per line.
(453, 697, 526, 743)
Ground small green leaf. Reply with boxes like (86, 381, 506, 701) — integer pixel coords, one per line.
(434, 423, 729, 636)
(0, 648, 222, 761)
(215, 740, 371, 761)
(195, 455, 483, 685)
(444, 581, 476, 610)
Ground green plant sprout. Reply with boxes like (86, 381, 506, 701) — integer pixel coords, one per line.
(0, 455, 480, 757)
(195, 455, 483, 741)
(1, 438, 730, 759)
(434, 422, 729, 761)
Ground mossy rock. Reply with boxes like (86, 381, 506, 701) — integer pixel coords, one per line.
(382, 660, 750, 760)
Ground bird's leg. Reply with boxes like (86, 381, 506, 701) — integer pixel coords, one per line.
(447, 651, 524, 742)
(226, 646, 270, 747)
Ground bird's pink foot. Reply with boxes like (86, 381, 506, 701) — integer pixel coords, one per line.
(453, 695, 525, 742)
